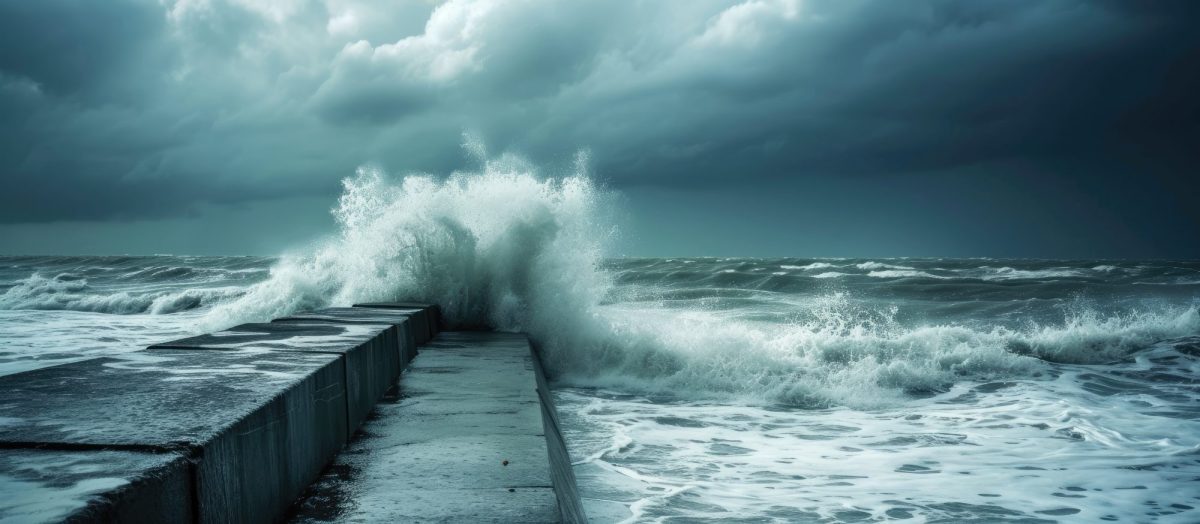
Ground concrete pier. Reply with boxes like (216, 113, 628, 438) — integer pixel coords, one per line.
(289, 331, 587, 523)
(150, 321, 403, 435)
(0, 304, 436, 523)
(0, 349, 347, 523)
(272, 306, 429, 360)
(349, 302, 440, 345)
(0, 448, 193, 522)
(0, 303, 587, 523)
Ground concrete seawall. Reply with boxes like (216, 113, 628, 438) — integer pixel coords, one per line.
(288, 332, 588, 523)
(0, 303, 586, 523)
(0, 303, 437, 523)
(531, 342, 589, 523)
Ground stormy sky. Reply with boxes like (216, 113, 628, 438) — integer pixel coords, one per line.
(1, 0, 1197, 257)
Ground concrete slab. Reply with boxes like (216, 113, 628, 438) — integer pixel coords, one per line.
(150, 321, 397, 435)
(0, 448, 192, 523)
(293, 486, 559, 524)
(362, 399, 544, 436)
(351, 303, 439, 343)
(287, 332, 563, 523)
(0, 349, 346, 524)
(344, 434, 551, 490)
(271, 308, 418, 363)
(401, 351, 542, 401)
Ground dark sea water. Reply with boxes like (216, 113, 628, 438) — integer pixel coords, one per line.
(554, 258, 1200, 523)
(1, 254, 1198, 522)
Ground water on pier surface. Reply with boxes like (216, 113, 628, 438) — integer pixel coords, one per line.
(2, 254, 1198, 522)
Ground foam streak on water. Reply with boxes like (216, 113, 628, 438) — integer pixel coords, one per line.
(557, 339, 1200, 522)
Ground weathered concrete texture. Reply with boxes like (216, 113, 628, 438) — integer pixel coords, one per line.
(297, 486, 559, 524)
(0, 448, 192, 523)
(289, 332, 573, 523)
(0, 304, 441, 523)
(279, 306, 429, 346)
(150, 321, 397, 435)
(0, 349, 347, 524)
(351, 302, 440, 343)
(531, 344, 589, 524)
(272, 307, 419, 363)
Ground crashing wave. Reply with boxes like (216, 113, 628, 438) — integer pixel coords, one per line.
(197, 145, 1200, 409)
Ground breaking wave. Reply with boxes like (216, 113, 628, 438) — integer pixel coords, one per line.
(0, 273, 244, 314)
(855, 261, 914, 270)
(198, 145, 1200, 408)
(558, 296, 1199, 408)
(980, 266, 1088, 281)
(866, 269, 946, 279)
(203, 145, 613, 336)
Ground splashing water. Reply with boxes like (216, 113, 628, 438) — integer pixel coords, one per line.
(1, 147, 1198, 521)
(194, 147, 1200, 411)
(204, 148, 613, 335)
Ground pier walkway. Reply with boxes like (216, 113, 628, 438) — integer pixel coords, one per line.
(289, 331, 585, 523)
(0, 304, 585, 523)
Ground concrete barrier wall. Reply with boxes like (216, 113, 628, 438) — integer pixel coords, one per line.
(151, 321, 402, 437)
(530, 342, 590, 524)
(273, 306, 423, 360)
(351, 302, 440, 344)
(0, 304, 439, 523)
(0, 448, 194, 523)
(0, 349, 347, 524)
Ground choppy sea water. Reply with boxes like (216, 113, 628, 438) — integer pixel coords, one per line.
(1, 255, 1197, 522)
(2, 167, 1198, 523)
(556, 258, 1200, 523)
(0, 255, 270, 374)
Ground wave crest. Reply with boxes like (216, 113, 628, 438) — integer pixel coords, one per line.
(196, 148, 1200, 409)
(203, 149, 612, 336)
(555, 295, 1199, 408)
(0, 273, 240, 314)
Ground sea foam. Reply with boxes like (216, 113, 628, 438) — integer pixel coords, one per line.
(199, 147, 1200, 408)
(203, 146, 613, 340)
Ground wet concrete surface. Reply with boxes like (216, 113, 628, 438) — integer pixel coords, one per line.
(0, 349, 346, 523)
(289, 331, 567, 523)
(151, 321, 399, 434)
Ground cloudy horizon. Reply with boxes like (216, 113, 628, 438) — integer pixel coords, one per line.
(1, 0, 1197, 257)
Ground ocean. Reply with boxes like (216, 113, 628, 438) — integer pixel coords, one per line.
(1, 171, 1198, 522)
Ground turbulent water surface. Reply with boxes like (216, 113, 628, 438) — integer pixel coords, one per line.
(1, 255, 1197, 522)
(556, 258, 1200, 523)
(1, 165, 1198, 522)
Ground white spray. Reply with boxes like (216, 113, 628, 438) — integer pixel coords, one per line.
(203, 144, 1200, 408)
(204, 141, 615, 344)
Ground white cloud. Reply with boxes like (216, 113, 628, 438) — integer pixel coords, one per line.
(694, 0, 802, 49)
(363, 0, 495, 83)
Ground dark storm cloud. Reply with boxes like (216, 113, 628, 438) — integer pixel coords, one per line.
(0, 0, 1197, 254)
(0, 0, 167, 97)
(569, 0, 1200, 184)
